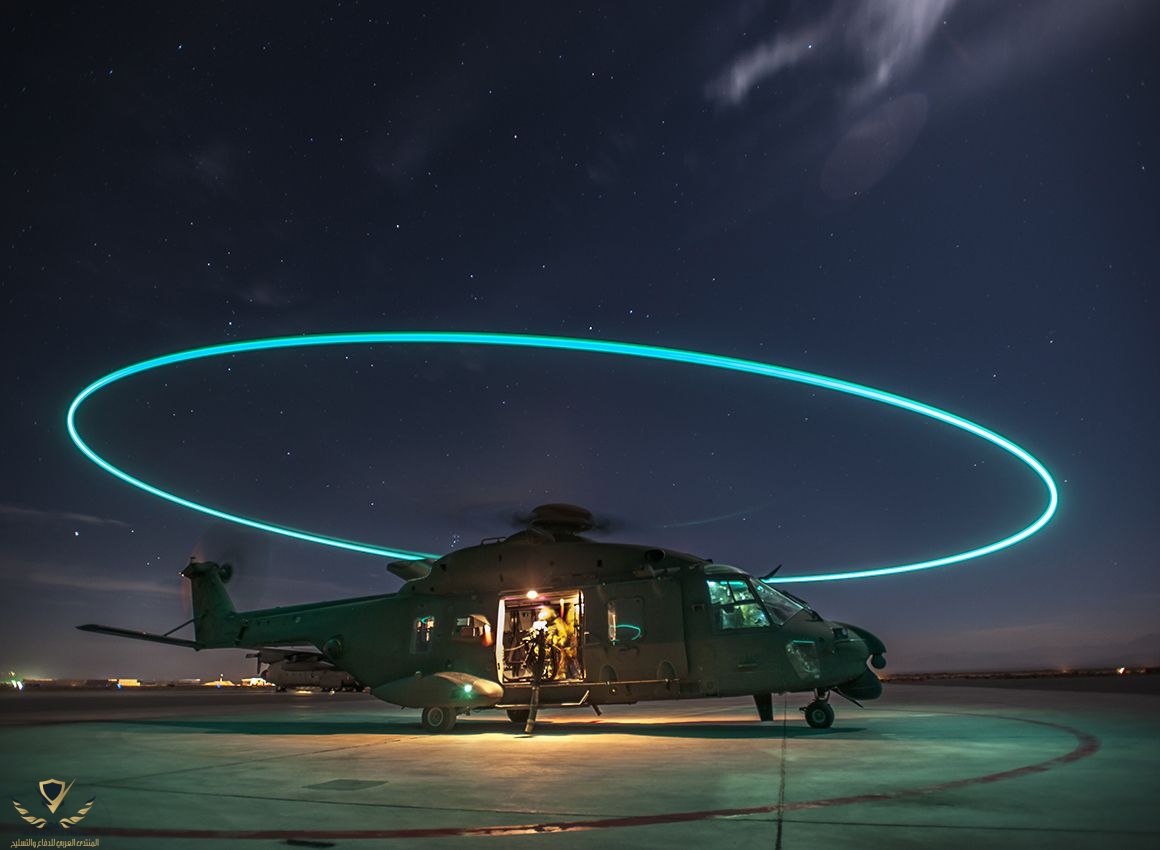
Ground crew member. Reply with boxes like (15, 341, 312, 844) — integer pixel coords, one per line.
(537, 606, 577, 680)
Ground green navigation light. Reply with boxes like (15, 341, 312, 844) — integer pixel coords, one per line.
(66, 332, 1058, 581)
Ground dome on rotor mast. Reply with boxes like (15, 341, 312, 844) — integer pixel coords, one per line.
(522, 503, 595, 535)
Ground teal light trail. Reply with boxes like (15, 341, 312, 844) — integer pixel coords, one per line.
(66, 332, 1058, 582)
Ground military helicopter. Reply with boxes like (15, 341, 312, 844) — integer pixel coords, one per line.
(79, 504, 886, 733)
(246, 648, 364, 693)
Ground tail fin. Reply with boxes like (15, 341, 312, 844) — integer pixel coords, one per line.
(181, 561, 241, 647)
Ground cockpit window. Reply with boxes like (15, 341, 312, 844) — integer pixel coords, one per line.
(752, 581, 805, 626)
(706, 579, 771, 630)
(705, 574, 806, 629)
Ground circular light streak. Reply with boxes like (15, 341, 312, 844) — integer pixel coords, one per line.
(66, 332, 1057, 582)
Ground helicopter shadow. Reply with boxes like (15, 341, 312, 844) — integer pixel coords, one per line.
(488, 720, 871, 740)
(115, 716, 870, 739)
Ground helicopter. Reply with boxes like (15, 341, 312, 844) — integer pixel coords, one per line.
(79, 503, 887, 733)
(246, 648, 364, 693)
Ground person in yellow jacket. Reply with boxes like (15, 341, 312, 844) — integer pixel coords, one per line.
(536, 606, 577, 680)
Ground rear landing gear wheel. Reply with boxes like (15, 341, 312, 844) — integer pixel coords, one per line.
(421, 705, 457, 732)
(803, 700, 835, 729)
(506, 709, 530, 725)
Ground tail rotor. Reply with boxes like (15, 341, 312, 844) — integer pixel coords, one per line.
(187, 522, 272, 607)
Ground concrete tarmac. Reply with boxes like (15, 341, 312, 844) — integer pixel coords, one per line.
(1, 680, 1157, 849)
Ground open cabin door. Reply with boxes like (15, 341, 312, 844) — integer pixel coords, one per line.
(497, 590, 584, 683)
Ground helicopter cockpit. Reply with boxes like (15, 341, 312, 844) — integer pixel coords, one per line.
(705, 568, 808, 630)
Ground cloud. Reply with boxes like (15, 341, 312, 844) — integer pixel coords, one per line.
(708, 0, 955, 106)
(843, 0, 956, 100)
(25, 569, 182, 598)
(237, 279, 304, 310)
(704, 0, 1150, 204)
(709, 0, 1151, 111)
(819, 92, 928, 199)
(708, 21, 830, 106)
(0, 503, 129, 528)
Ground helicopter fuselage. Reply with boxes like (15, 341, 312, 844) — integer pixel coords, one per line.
(82, 525, 886, 731)
(191, 532, 883, 719)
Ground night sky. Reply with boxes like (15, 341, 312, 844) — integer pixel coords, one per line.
(3, 1, 1157, 681)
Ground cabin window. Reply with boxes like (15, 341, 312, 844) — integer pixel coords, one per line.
(706, 579, 771, 630)
(411, 615, 436, 653)
(608, 597, 644, 643)
(453, 614, 494, 646)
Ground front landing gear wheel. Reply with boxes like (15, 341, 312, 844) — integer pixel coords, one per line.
(421, 705, 457, 732)
(803, 700, 835, 729)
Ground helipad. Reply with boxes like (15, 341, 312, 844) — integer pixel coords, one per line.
(1, 680, 1157, 849)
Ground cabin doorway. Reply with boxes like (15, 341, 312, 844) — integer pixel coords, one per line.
(498, 591, 584, 683)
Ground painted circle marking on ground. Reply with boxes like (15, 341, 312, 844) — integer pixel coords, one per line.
(56, 710, 1099, 841)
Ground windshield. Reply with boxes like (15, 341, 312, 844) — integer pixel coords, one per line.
(707, 579, 770, 629)
(752, 581, 806, 625)
(706, 575, 806, 629)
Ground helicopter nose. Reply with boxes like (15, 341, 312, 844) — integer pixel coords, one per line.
(835, 622, 886, 665)
(836, 666, 883, 701)
(828, 622, 886, 700)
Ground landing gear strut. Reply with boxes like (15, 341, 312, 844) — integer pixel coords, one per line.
(522, 625, 548, 734)
(802, 689, 835, 729)
(754, 692, 774, 722)
(421, 705, 457, 732)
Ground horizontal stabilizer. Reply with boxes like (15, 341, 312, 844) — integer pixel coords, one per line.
(246, 648, 326, 665)
(77, 624, 198, 649)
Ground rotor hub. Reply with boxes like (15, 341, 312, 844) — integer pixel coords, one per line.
(524, 503, 595, 534)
